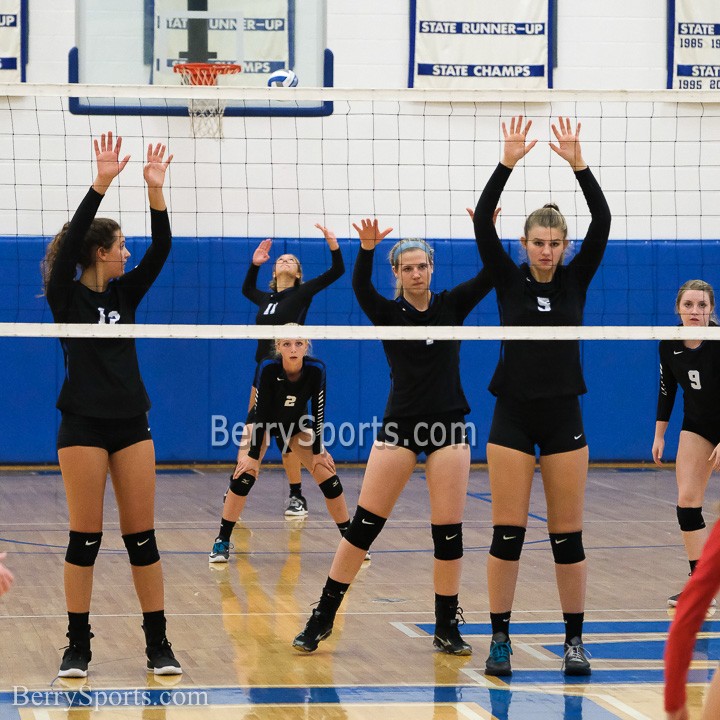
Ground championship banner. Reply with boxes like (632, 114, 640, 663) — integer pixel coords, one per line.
(409, 0, 552, 89)
(154, 0, 291, 85)
(0, 0, 23, 82)
(669, 0, 720, 90)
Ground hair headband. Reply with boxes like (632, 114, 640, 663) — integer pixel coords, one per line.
(391, 240, 433, 265)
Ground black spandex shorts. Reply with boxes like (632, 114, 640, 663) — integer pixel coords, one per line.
(377, 411, 469, 457)
(682, 415, 720, 448)
(57, 412, 152, 454)
(488, 396, 586, 456)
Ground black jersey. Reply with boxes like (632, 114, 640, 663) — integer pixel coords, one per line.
(473, 163, 611, 401)
(657, 334, 720, 424)
(46, 187, 171, 419)
(352, 247, 493, 419)
(248, 355, 327, 458)
(243, 248, 344, 362)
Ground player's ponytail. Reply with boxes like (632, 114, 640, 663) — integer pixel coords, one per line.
(41, 217, 121, 293)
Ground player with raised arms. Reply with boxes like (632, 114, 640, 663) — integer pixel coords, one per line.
(230, 226, 344, 525)
(292, 218, 493, 655)
(652, 280, 720, 609)
(473, 116, 611, 677)
(209, 330, 352, 562)
(42, 132, 180, 677)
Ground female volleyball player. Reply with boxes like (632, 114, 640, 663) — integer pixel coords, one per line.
(652, 280, 720, 608)
(209, 333, 351, 562)
(292, 219, 493, 655)
(473, 116, 611, 677)
(665, 516, 720, 719)
(0, 553, 13, 596)
(43, 132, 180, 678)
(242, 227, 344, 517)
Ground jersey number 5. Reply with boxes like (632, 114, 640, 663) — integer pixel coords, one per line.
(688, 370, 702, 390)
(284, 395, 297, 407)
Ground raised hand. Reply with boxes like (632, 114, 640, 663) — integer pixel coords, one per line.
(143, 142, 173, 189)
(467, 207, 501, 225)
(351, 218, 393, 251)
(252, 239, 272, 266)
(93, 131, 130, 191)
(549, 117, 586, 171)
(315, 223, 339, 251)
(501, 115, 537, 168)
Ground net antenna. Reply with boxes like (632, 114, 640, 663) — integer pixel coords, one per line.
(173, 62, 242, 139)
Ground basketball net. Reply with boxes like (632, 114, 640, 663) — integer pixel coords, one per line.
(173, 63, 242, 139)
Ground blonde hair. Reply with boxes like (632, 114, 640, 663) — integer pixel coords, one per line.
(676, 279, 717, 323)
(274, 323, 311, 356)
(270, 254, 302, 291)
(387, 238, 434, 299)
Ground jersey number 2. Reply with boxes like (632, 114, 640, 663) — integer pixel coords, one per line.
(688, 370, 702, 390)
(284, 395, 297, 407)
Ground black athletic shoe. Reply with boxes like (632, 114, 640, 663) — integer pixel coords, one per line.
(146, 638, 183, 676)
(485, 632, 513, 676)
(58, 632, 93, 678)
(292, 609, 333, 652)
(433, 607, 472, 656)
(562, 636, 591, 676)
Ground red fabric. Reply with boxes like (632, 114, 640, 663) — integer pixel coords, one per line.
(664, 520, 720, 712)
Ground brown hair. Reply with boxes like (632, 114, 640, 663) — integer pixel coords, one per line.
(269, 254, 303, 291)
(524, 203, 568, 240)
(676, 279, 717, 323)
(41, 217, 121, 292)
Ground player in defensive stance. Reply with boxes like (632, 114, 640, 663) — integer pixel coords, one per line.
(209, 333, 353, 562)
(473, 116, 611, 677)
(652, 280, 720, 609)
(292, 218, 493, 655)
(241, 227, 344, 517)
(43, 133, 180, 677)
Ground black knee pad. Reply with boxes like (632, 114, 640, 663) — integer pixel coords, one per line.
(677, 506, 706, 532)
(65, 530, 103, 567)
(431, 523, 463, 561)
(229, 472, 256, 497)
(549, 531, 585, 565)
(489, 525, 526, 561)
(343, 506, 387, 551)
(122, 529, 160, 566)
(318, 474, 343, 499)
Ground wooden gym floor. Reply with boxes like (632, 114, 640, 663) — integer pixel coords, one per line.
(1, 463, 718, 719)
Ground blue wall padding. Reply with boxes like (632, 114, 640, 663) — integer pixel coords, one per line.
(1, 235, 715, 463)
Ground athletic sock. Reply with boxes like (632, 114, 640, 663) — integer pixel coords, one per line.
(563, 612, 584, 644)
(490, 611, 511, 638)
(218, 518, 235, 542)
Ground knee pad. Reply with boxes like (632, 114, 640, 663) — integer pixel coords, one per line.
(343, 506, 387, 551)
(549, 531, 585, 565)
(65, 530, 103, 567)
(229, 472, 256, 497)
(677, 506, 706, 532)
(318, 475, 343, 499)
(431, 523, 463, 561)
(122, 529, 160, 567)
(489, 525, 526, 561)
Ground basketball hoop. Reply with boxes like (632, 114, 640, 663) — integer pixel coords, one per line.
(173, 62, 242, 139)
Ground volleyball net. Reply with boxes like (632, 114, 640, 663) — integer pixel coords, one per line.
(1, 84, 719, 462)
